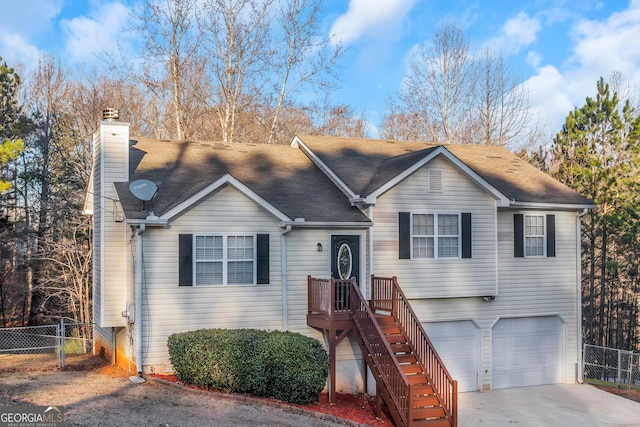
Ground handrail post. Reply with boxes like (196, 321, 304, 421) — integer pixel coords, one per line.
(370, 275, 375, 310)
(307, 275, 312, 315)
(330, 278, 335, 318)
(391, 276, 398, 318)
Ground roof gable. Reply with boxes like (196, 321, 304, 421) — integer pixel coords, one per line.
(295, 135, 593, 209)
(115, 138, 370, 224)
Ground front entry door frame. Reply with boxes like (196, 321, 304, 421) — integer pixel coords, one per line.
(330, 234, 364, 288)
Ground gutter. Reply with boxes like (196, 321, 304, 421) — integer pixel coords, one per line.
(508, 201, 596, 210)
(280, 220, 372, 229)
(281, 224, 292, 331)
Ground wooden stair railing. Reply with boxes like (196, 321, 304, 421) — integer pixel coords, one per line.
(371, 276, 458, 427)
(349, 279, 412, 427)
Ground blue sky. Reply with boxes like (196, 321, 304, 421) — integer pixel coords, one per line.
(1, 0, 639, 140)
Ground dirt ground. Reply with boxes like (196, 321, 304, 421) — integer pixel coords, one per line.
(0, 356, 392, 427)
(0, 356, 359, 427)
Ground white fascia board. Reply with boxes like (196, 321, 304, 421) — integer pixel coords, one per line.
(364, 147, 511, 206)
(125, 218, 169, 226)
(507, 201, 596, 211)
(281, 220, 372, 229)
(292, 136, 359, 200)
(160, 174, 291, 222)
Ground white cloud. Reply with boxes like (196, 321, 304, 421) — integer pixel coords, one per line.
(0, 0, 63, 68)
(487, 11, 542, 54)
(569, 0, 640, 82)
(0, 33, 42, 69)
(523, 1, 640, 138)
(61, 2, 132, 63)
(523, 65, 573, 135)
(329, 0, 416, 46)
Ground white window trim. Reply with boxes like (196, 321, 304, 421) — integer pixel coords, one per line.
(411, 212, 461, 259)
(193, 233, 257, 286)
(524, 214, 546, 258)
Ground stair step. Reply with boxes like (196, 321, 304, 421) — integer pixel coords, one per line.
(381, 325, 402, 335)
(412, 384, 435, 395)
(411, 406, 446, 420)
(389, 343, 412, 353)
(375, 315, 396, 326)
(385, 333, 407, 343)
(412, 418, 452, 427)
(413, 394, 440, 407)
(407, 375, 430, 385)
(401, 364, 424, 374)
(396, 354, 418, 364)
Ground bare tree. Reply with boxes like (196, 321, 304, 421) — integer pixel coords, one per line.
(470, 47, 536, 148)
(266, 0, 343, 144)
(199, 0, 274, 143)
(399, 23, 474, 143)
(132, 0, 204, 140)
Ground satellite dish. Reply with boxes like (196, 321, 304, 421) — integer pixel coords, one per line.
(129, 179, 159, 201)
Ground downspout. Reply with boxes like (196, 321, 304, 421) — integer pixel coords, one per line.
(135, 224, 145, 376)
(576, 208, 588, 383)
(281, 224, 292, 330)
(368, 206, 374, 300)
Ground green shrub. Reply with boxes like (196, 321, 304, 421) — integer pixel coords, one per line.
(167, 328, 328, 404)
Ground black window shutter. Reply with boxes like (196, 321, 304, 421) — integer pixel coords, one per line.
(546, 215, 556, 257)
(399, 212, 411, 259)
(514, 214, 524, 257)
(179, 234, 193, 286)
(461, 213, 472, 258)
(256, 234, 270, 284)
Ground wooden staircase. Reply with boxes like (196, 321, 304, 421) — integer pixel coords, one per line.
(308, 275, 457, 427)
(372, 314, 451, 427)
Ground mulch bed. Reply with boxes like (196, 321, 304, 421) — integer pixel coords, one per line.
(593, 384, 640, 404)
(149, 374, 393, 426)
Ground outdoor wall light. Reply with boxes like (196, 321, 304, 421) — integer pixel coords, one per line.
(483, 296, 496, 302)
(317, 243, 323, 252)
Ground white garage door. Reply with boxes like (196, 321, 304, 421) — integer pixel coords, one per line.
(423, 321, 479, 392)
(492, 316, 564, 389)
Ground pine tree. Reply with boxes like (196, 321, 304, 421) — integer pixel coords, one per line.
(552, 77, 640, 349)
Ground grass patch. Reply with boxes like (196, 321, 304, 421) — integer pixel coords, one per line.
(584, 377, 640, 393)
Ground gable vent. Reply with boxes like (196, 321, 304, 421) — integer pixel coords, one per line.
(428, 169, 443, 192)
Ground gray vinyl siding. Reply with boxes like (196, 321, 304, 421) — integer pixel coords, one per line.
(284, 228, 367, 363)
(408, 209, 580, 390)
(372, 156, 498, 298)
(98, 122, 129, 327)
(139, 186, 284, 370)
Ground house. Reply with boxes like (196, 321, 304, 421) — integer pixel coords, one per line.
(88, 110, 593, 406)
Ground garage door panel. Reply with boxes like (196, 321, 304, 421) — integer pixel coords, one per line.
(423, 321, 479, 392)
(492, 316, 563, 389)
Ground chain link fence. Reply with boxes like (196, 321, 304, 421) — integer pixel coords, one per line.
(0, 320, 94, 370)
(583, 343, 640, 387)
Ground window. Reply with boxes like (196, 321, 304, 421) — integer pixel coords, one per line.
(513, 214, 555, 258)
(179, 233, 270, 286)
(412, 213, 460, 258)
(525, 215, 544, 257)
(399, 212, 471, 260)
(195, 235, 254, 285)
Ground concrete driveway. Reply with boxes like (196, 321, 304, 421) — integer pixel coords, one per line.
(459, 383, 640, 426)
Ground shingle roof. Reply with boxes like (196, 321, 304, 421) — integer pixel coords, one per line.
(115, 138, 371, 223)
(116, 135, 592, 223)
(296, 135, 593, 206)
